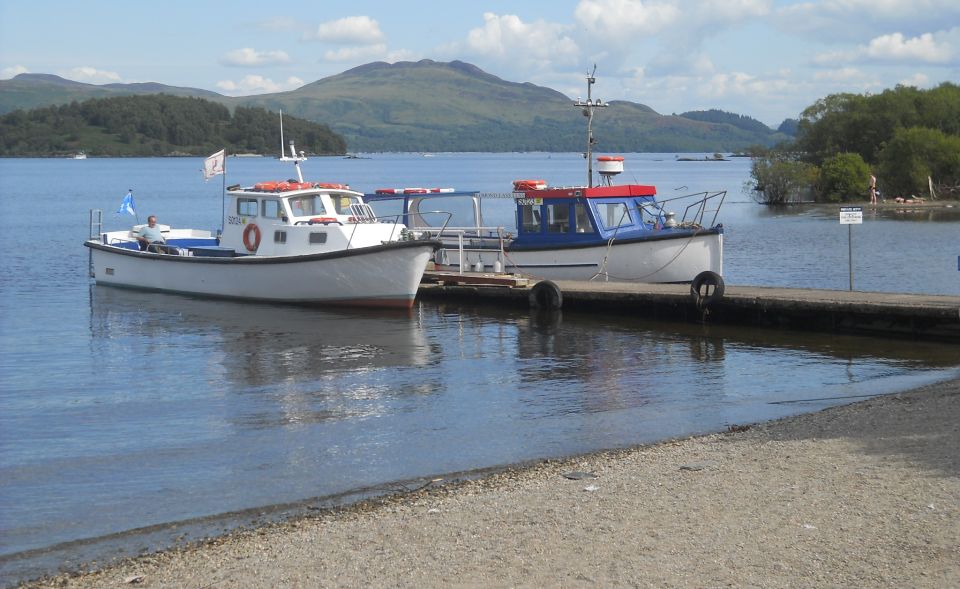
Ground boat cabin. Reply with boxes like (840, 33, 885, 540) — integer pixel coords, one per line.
(509, 183, 668, 249)
(217, 181, 396, 256)
(365, 183, 672, 249)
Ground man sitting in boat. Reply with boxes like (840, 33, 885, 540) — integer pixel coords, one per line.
(137, 215, 171, 253)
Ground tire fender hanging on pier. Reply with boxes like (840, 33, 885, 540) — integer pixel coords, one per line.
(529, 280, 563, 310)
(690, 271, 725, 309)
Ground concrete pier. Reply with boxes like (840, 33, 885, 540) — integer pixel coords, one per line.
(418, 275, 960, 342)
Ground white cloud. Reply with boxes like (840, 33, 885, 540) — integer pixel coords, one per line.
(813, 30, 955, 65)
(457, 13, 579, 68)
(574, 0, 681, 39)
(2, 64, 29, 78)
(864, 32, 952, 63)
(775, 0, 960, 41)
(64, 67, 121, 83)
(305, 16, 384, 45)
(899, 72, 931, 87)
(216, 75, 305, 95)
(220, 48, 291, 67)
(324, 44, 388, 62)
(572, 1, 770, 77)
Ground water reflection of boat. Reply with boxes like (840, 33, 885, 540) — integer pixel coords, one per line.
(89, 287, 437, 384)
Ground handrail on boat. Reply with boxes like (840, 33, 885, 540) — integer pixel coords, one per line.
(654, 190, 727, 227)
(343, 210, 454, 249)
(401, 210, 508, 274)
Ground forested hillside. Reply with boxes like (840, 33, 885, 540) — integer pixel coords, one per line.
(0, 94, 345, 157)
(678, 109, 772, 134)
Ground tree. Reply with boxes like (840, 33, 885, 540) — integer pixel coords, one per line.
(746, 152, 818, 204)
(877, 127, 960, 197)
(818, 153, 871, 202)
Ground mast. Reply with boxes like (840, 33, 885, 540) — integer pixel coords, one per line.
(278, 109, 307, 182)
(573, 65, 607, 187)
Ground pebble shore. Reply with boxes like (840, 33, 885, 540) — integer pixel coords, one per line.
(24, 378, 960, 588)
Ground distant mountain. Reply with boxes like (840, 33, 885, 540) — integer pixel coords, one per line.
(678, 109, 773, 134)
(236, 60, 789, 151)
(0, 73, 224, 114)
(1, 61, 790, 152)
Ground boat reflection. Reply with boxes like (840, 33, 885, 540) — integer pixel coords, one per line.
(88, 286, 441, 428)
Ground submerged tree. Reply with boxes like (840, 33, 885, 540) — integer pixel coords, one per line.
(818, 152, 871, 202)
(746, 152, 818, 204)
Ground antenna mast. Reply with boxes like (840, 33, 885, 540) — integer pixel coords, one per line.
(278, 109, 307, 182)
(573, 65, 607, 187)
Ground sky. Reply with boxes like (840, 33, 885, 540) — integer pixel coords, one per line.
(1, 0, 957, 126)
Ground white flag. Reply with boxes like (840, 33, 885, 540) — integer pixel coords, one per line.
(203, 149, 225, 180)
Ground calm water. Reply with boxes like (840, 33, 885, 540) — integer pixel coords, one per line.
(1, 155, 958, 584)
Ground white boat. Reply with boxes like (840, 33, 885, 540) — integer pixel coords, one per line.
(366, 69, 725, 287)
(86, 135, 442, 309)
(73, 151, 87, 159)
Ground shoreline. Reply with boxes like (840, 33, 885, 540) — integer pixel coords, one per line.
(22, 377, 960, 588)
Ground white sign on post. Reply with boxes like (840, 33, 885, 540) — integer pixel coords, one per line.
(839, 206, 863, 224)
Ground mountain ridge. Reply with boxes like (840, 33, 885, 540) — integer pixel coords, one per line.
(0, 61, 789, 152)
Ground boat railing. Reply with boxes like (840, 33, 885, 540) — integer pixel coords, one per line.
(655, 190, 727, 227)
(396, 211, 512, 274)
(348, 203, 378, 223)
(343, 210, 453, 249)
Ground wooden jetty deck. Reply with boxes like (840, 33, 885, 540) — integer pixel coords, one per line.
(419, 273, 960, 342)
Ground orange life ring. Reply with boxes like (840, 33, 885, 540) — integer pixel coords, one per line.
(309, 217, 341, 225)
(316, 182, 346, 190)
(242, 223, 261, 252)
(513, 179, 547, 191)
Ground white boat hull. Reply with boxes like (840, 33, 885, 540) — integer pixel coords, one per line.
(438, 230, 723, 283)
(86, 240, 438, 308)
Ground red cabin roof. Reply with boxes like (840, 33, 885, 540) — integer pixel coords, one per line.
(517, 184, 657, 199)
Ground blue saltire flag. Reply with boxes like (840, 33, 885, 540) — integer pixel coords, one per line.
(116, 190, 136, 216)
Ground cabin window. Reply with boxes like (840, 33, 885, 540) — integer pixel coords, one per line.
(595, 202, 632, 230)
(574, 203, 595, 233)
(274, 230, 287, 244)
(262, 199, 284, 219)
(519, 204, 541, 233)
(290, 195, 327, 216)
(309, 232, 327, 245)
(546, 203, 571, 233)
(332, 195, 362, 215)
(635, 199, 662, 227)
(237, 198, 258, 217)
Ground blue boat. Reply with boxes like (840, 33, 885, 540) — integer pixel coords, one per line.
(366, 69, 726, 286)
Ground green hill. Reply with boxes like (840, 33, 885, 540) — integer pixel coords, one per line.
(0, 73, 224, 114)
(236, 60, 789, 151)
(1, 61, 789, 152)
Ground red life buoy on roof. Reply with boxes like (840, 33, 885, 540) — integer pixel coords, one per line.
(513, 179, 547, 191)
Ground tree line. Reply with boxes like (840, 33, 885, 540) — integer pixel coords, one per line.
(748, 82, 960, 203)
(0, 94, 346, 157)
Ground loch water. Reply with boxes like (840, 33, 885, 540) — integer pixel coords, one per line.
(1, 154, 958, 584)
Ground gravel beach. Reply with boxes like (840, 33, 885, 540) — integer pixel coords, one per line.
(24, 377, 960, 588)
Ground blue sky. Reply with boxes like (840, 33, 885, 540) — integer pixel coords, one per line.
(1, 0, 957, 126)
